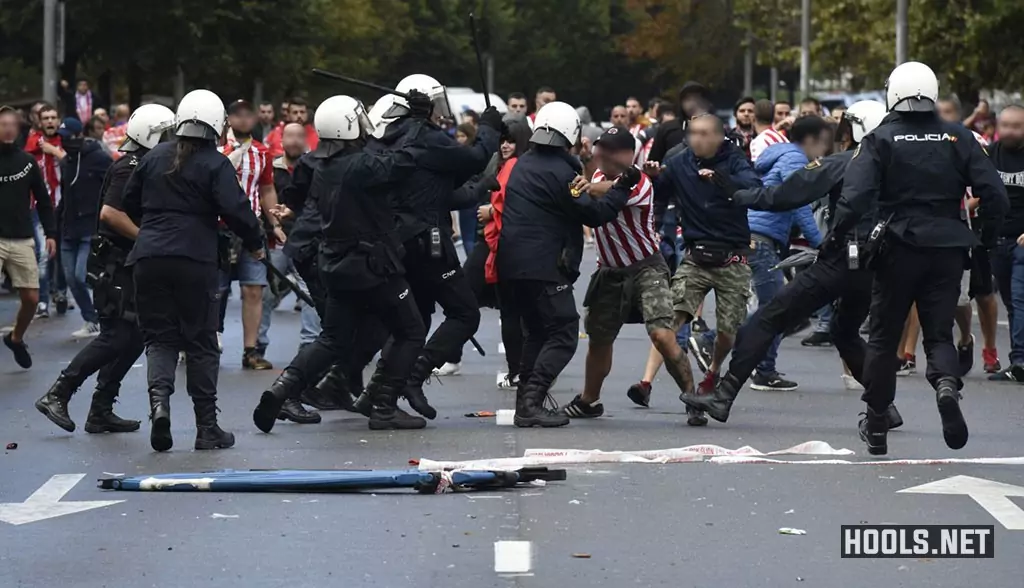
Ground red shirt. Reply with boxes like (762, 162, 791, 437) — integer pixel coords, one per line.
(484, 157, 519, 284)
(263, 122, 319, 158)
(24, 130, 62, 207)
(220, 140, 273, 217)
(591, 168, 658, 268)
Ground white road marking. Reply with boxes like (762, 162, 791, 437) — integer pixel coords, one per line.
(899, 475, 1024, 530)
(0, 474, 124, 526)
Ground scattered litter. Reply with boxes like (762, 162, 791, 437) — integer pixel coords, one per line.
(778, 528, 806, 536)
(796, 577, 804, 582)
(495, 410, 515, 426)
(879, 476, 896, 480)
(568, 499, 581, 505)
(465, 411, 496, 418)
(306, 499, 319, 503)
(578, 332, 588, 339)
(897, 565, 909, 571)
(571, 553, 591, 559)
(452, 544, 460, 548)
(282, 499, 292, 503)
(131, 363, 143, 368)
(447, 564, 455, 569)
(494, 541, 533, 574)
(727, 487, 736, 492)
(359, 439, 368, 444)
(210, 513, 239, 519)
(530, 479, 547, 487)
(784, 509, 795, 514)
(5, 442, 17, 450)
(102, 472, 125, 477)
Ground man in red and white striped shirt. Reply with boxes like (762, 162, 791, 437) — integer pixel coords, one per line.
(561, 126, 695, 418)
(748, 99, 788, 163)
(217, 100, 286, 370)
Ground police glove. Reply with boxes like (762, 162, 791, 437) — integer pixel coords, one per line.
(480, 175, 501, 192)
(406, 90, 433, 119)
(711, 170, 740, 202)
(615, 166, 642, 190)
(479, 106, 503, 131)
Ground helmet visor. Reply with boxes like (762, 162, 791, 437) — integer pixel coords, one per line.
(352, 100, 375, 138)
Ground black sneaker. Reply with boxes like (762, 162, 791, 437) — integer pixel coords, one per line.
(936, 379, 968, 450)
(801, 331, 833, 347)
(54, 294, 68, 316)
(561, 394, 604, 418)
(688, 335, 712, 374)
(957, 335, 974, 377)
(626, 381, 652, 407)
(988, 364, 1024, 382)
(691, 317, 709, 333)
(783, 318, 812, 339)
(750, 372, 798, 391)
(3, 333, 32, 369)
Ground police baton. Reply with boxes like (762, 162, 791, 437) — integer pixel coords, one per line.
(468, 13, 491, 109)
(259, 255, 316, 309)
(469, 336, 485, 357)
(311, 68, 409, 99)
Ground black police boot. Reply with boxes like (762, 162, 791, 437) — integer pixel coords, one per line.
(858, 405, 889, 455)
(277, 398, 322, 424)
(84, 387, 141, 434)
(402, 356, 438, 420)
(352, 369, 385, 417)
(936, 377, 968, 450)
(194, 399, 235, 450)
(679, 372, 741, 423)
(35, 374, 78, 432)
(514, 384, 569, 428)
(300, 365, 355, 412)
(149, 391, 173, 452)
(253, 371, 301, 433)
(368, 382, 427, 430)
(885, 403, 904, 430)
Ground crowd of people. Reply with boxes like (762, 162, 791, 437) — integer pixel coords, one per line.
(1, 60, 1021, 457)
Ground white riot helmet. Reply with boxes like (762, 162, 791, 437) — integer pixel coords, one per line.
(885, 61, 939, 112)
(530, 101, 581, 148)
(843, 100, 888, 144)
(389, 74, 452, 120)
(368, 94, 405, 140)
(314, 95, 373, 141)
(175, 89, 225, 140)
(122, 104, 175, 152)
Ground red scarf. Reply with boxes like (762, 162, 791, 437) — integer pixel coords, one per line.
(484, 157, 518, 284)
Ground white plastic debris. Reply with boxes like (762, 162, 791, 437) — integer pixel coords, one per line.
(210, 513, 239, 519)
(495, 410, 515, 426)
(529, 479, 547, 487)
(778, 527, 806, 535)
(494, 541, 533, 574)
(568, 499, 581, 505)
(784, 509, 795, 514)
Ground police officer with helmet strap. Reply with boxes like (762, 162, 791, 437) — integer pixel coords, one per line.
(681, 100, 902, 430)
(498, 101, 637, 427)
(252, 94, 429, 432)
(831, 62, 1009, 455)
(359, 73, 499, 421)
(35, 104, 176, 435)
(122, 89, 265, 452)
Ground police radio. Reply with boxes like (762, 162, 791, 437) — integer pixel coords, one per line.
(429, 227, 443, 259)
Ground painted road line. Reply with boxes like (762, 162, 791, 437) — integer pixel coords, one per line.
(0, 474, 124, 526)
(899, 475, 1024, 530)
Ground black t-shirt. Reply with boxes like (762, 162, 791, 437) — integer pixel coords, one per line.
(97, 151, 141, 251)
(989, 141, 1024, 238)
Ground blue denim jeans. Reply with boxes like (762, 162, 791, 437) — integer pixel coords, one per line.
(749, 238, 785, 374)
(32, 211, 49, 305)
(814, 303, 833, 333)
(458, 209, 477, 257)
(991, 238, 1024, 365)
(60, 236, 97, 323)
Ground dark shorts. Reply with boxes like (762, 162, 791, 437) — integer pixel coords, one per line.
(969, 246, 994, 299)
(583, 258, 675, 346)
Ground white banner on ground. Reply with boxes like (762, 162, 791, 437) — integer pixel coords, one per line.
(416, 441, 854, 471)
(709, 456, 1024, 466)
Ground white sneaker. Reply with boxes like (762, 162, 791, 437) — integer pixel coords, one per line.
(71, 322, 101, 339)
(0, 325, 13, 335)
(497, 372, 519, 389)
(217, 332, 223, 352)
(433, 362, 461, 376)
(35, 302, 49, 318)
(841, 374, 864, 391)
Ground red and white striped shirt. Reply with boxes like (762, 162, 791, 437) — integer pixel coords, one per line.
(749, 127, 788, 163)
(591, 168, 658, 268)
(220, 139, 273, 217)
(24, 130, 62, 208)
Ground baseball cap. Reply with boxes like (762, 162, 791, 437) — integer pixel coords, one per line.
(595, 126, 635, 152)
(227, 99, 255, 115)
(57, 117, 83, 138)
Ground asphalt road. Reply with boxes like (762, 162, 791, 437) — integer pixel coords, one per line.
(2, 261, 1023, 588)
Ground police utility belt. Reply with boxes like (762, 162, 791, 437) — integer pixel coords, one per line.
(844, 213, 894, 271)
(86, 236, 136, 320)
(686, 242, 748, 268)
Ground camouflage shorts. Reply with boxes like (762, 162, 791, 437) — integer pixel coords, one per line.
(583, 260, 675, 346)
(671, 259, 751, 335)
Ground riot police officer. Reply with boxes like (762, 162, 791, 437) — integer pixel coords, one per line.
(497, 102, 636, 427)
(252, 94, 428, 432)
(681, 101, 902, 429)
(122, 89, 265, 452)
(832, 62, 1009, 455)
(35, 104, 176, 434)
(367, 74, 500, 420)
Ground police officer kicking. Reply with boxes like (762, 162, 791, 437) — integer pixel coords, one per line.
(358, 74, 500, 420)
(680, 101, 902, 429)
(123, 90, 265, 452)
(252, 94, 428, 432)
(35, 104, 176, 434)
(831, 62, 1008, 455)
(498, 102, 635, 427)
